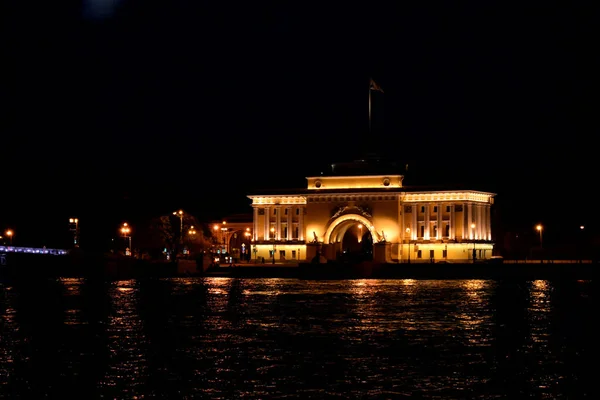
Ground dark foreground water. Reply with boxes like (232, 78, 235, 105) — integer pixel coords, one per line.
(0, 277, 593, 399)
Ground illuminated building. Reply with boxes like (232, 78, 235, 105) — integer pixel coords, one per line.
(210, 214, 253, 261)
(248, 157, 495, 263)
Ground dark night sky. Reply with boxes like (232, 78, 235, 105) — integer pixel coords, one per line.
(2, 1, 594, 248)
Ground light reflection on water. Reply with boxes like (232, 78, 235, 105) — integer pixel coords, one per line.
(98, 280, 149, 397)
(0, 278, 593, 398)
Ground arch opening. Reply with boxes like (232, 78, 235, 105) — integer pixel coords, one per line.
(325, 214, 376, 262)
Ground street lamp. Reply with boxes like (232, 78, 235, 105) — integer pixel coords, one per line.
(221, 221, 228, 255)
(471, 223, 476, 263)
(185, 226, 197, 257)
(173, 210, 184, 244)
(536, 224, 543, 248)
(121, 222, 132, 256)
(578, 225, 585, 263)
(244, 228, 251, 262)
(405, 227, 411, 264)
(5, 230, 13, 245)
(69, 218, 79, 247)
(536, 224, 543, 262)
(270, 227, 276, 264)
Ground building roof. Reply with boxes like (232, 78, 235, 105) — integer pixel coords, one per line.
(248, 185, 495, 197)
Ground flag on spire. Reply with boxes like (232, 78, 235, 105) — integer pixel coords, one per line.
(369, 78, 384, 93)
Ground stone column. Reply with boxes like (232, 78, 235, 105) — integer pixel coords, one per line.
(461, 203, 466, 240)
(253, 207, 259, 241)
(467, 203, 473, 240)
(486, 205, 492, 240)
(480, 205, 485, 240)
(450, 204, 455, 239)
(399, 201, 404, 263)
(264, 206, 271, 240)
(437, 203, 442, 239)
(286, 207, 292, 240)
(299, 206, 305, 241)
(275, 206, 282, 240)
(478, 205, 483, 239)
(411, 205, 417, 239)
(424, 204, 430, 239)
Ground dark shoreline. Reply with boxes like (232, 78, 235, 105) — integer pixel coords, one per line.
(1, 252, 595, 281)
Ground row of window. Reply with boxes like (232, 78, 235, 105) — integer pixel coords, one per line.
(406, 205, 452, 213)
(415, 249, 448, 259)
(265, 205, 477, 215)
(270, 208, 300, 215)
(412, 225, 451, 237)
(414, 249, 484, 259)
(269, 226, 300, 239)
(269, 249, 298, 259)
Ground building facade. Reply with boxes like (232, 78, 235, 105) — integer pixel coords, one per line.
(209, 214, 253, 262)
(248, 161, 495, 263)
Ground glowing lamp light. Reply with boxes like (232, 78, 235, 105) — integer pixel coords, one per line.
(121, 223, 131, 235)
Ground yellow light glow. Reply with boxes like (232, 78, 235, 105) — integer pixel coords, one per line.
(306, 175, 403, 190)
(69, 218, 74, 223)
(536, 224, 542, 231)
(5, 230, 13, 236)
(323, 214, 377, 244)
(213, 225, 219, 231)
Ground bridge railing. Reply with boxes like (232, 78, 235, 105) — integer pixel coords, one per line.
(0, 246, 68, 255)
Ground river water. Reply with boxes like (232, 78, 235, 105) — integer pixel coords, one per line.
(0, 277, 593, 398)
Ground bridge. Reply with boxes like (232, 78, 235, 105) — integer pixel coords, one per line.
(0, 246, 68, 256)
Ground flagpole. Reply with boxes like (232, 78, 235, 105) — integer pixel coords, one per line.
(368, 81, 372, 135)
(369, 78, 383, 136)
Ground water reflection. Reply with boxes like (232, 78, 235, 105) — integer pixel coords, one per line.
(59, 277, 85, 325)
(0, 277, 593, 398)
(98, 280, 148, 397)
(0, 283, 18, 391)
(456, 280, 493, 332)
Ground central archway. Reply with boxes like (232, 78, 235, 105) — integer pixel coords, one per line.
(324, 214, 378, 262)
(325, 214, 380, 244)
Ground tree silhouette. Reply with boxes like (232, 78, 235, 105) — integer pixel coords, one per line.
(136, 213, 210, 259)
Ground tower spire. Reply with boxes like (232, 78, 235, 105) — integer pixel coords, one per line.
(369, 78, 384, 135)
